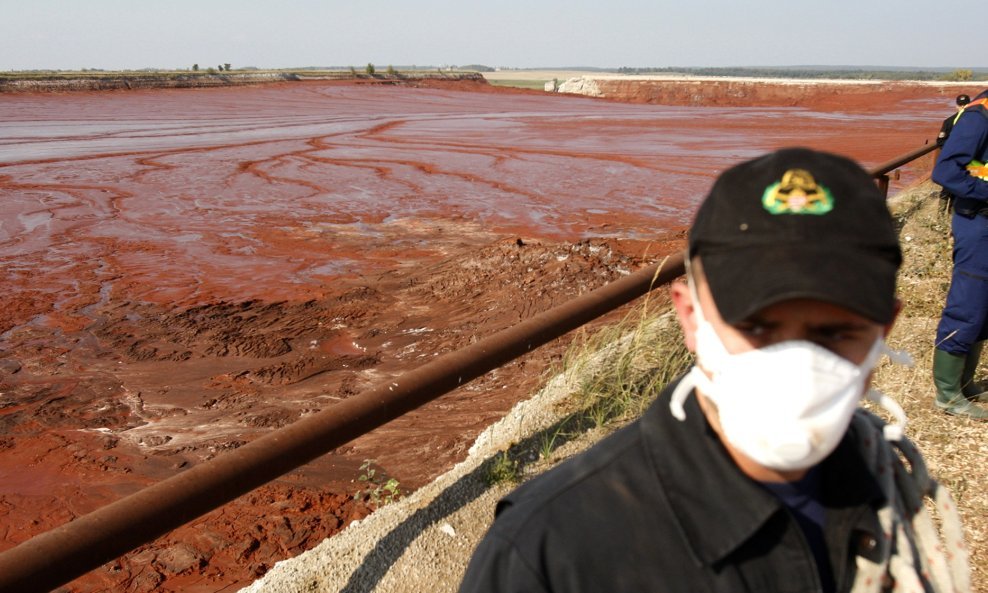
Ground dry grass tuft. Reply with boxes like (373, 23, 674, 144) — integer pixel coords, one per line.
(559, 288, 691, 429)
(873, 182, 988, 590)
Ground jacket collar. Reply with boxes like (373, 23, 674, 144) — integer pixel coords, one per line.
(640, 376, 885, 567)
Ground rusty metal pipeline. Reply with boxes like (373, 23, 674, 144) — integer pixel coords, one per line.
(0, 254, 685, 592)
(870, 141, 937, 178)
(870, 141, 937, 197)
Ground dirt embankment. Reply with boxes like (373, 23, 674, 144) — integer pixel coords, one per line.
(0, 72, 486, 93)
(560, 76, 981, 110)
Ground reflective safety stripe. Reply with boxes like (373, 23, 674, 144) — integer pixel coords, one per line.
(956, 98, 988, 180)
(953, 97, 988, 125)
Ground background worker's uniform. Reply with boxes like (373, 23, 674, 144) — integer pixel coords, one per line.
(936, 96, 973, 209)
(930, 91, 988, 417)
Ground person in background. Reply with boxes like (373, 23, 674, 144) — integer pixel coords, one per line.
(930, 89, 988, 420)
(936, 94, 973, 213)
(458, 148, 970, 593)
(937, 94, 972, 148)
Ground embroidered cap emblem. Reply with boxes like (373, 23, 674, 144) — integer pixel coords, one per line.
(762, 169, 834, 215)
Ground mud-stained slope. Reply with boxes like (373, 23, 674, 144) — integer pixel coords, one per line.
(0, 234, 677, 592)
(559, 76, 982, 111)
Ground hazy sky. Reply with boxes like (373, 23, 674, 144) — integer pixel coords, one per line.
(2, 0, 983, 71)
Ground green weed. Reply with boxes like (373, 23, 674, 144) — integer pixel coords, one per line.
(538, 428, 564, 461)
(485, 451, 520, 486)
(355, 459, 402, 507)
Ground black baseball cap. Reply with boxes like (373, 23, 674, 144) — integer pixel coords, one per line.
(687, 147, 902, 324)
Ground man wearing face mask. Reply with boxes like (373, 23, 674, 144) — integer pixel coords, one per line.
(458, 148, 970, 593)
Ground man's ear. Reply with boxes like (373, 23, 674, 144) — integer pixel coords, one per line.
(670, 279, 698, 353)
(883, 298, 902, 338)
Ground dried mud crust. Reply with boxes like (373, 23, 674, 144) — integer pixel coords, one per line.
(0, 235, 678, 593)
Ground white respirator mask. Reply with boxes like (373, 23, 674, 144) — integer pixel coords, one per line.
(669, 269, 910, 472)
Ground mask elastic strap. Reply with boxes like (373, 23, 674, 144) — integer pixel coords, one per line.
(669, 369, 697, 421)
(866, 389, 907, 441)
(670, 256, 702, 421)
(865, 343, 913, 441)
(669, 365, 718, 421)
(683, 256, 706, 325)
(677, 256, 738, 421)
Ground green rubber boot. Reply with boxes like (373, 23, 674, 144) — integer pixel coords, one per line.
(960, 341, 988, 403)
(933, 348, 988, 420)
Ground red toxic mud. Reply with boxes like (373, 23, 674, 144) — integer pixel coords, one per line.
(0, 78, 968, 592)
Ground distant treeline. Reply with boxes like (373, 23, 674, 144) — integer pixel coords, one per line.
(616, 66, 988, 81)
(7, 65, 986, 82)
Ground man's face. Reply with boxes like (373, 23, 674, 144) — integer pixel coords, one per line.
(670, 260, 899, 481)
(674, 268, 891, 366)
(672, 262, 892, 364)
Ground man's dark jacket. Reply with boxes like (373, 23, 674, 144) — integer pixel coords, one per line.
(458, 379, 887, 593)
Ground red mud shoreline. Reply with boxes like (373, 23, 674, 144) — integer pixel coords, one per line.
(0, 71, 487, 93)
(0, 77, 979, 592)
